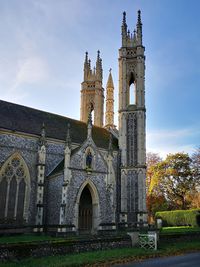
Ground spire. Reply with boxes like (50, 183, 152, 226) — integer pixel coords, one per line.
(65, 123, 71, 148)
(106, 68, 114, 88)
(39, 122, 46, 146)
(121, 11, 127, 46)
(136, 10, 143, 45)
(105, 69, 114, 129)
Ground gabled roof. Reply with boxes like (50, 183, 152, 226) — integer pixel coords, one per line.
(0, 100, 118, 150)
(49, 159, 64, 177)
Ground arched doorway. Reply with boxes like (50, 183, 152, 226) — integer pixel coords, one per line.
(78, 186, 92, 232)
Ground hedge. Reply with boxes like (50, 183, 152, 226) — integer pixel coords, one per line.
(155, 209, 200, 227)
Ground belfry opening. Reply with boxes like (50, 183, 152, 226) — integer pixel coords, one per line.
(129, 72, 136, 105)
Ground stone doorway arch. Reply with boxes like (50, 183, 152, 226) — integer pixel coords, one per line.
(74, 179, 100, 234)
(79, 186, 92, 231)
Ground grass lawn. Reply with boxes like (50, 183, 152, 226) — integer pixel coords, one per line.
(0, 239, 200, 267)
(0, 234, 62, 244)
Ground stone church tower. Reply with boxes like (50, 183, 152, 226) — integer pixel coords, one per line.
(118, 11, 147, 225)
(80, 51, 104, 127)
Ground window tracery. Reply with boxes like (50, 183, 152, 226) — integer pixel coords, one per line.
(0, 153, 30, 224)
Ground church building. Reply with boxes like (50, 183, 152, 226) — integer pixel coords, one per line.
(0, 10, 146, 234)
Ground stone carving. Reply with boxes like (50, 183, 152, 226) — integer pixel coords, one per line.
(86, 149, 93, 169)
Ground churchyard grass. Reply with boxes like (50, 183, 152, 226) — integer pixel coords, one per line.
(0, 234, 63, 244)
(0, 239, 200, 267)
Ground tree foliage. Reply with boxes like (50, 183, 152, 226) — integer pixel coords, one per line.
(159, 153, 199, 209)
(146, 152, 162, 194)
(146, 151, 200, 221)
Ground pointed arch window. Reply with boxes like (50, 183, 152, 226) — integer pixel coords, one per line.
(0, 153, 30, 224)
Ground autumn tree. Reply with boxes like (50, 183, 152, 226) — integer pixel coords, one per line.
(150, 153, 199, 210)
(191, 147, 200, 176)
(146, 152, 166, 222)
(146, 152, 162, 194)
(190, 147, 200, 208)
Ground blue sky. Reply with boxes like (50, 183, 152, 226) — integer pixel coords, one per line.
(0, 0, 199, 158)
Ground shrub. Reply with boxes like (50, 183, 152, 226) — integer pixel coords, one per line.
(155, 209, 200, 227)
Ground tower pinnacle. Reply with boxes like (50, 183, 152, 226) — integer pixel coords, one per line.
(136, 10, 143, 45)
(121, 11, 127, 46)
(122, 11, 127, 26)
(96, 50, 102, 80)
(137, 10, 142, 25)
(85, 51, 88, 63)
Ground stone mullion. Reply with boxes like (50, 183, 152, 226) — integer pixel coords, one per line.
(14, 179, 20, 219)
(4, 178, 11, 218)
(23, 184, 29, 221)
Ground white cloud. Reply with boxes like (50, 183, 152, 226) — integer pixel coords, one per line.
(147, 144, 195, 159)
(147, 128, 198, 140)
(15, 56, 48, 86)
(0, 55, 49, 103)
(147, 127, 199, 158)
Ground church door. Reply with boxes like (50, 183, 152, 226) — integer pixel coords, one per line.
(79, 186, 92, 232)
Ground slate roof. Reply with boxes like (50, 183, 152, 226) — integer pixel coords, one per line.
(0, 100, 118, 150)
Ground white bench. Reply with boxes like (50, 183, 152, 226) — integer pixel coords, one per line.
(139, 233, 157, 250)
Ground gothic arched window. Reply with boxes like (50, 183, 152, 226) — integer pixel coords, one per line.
(0, 153, 30, 224)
